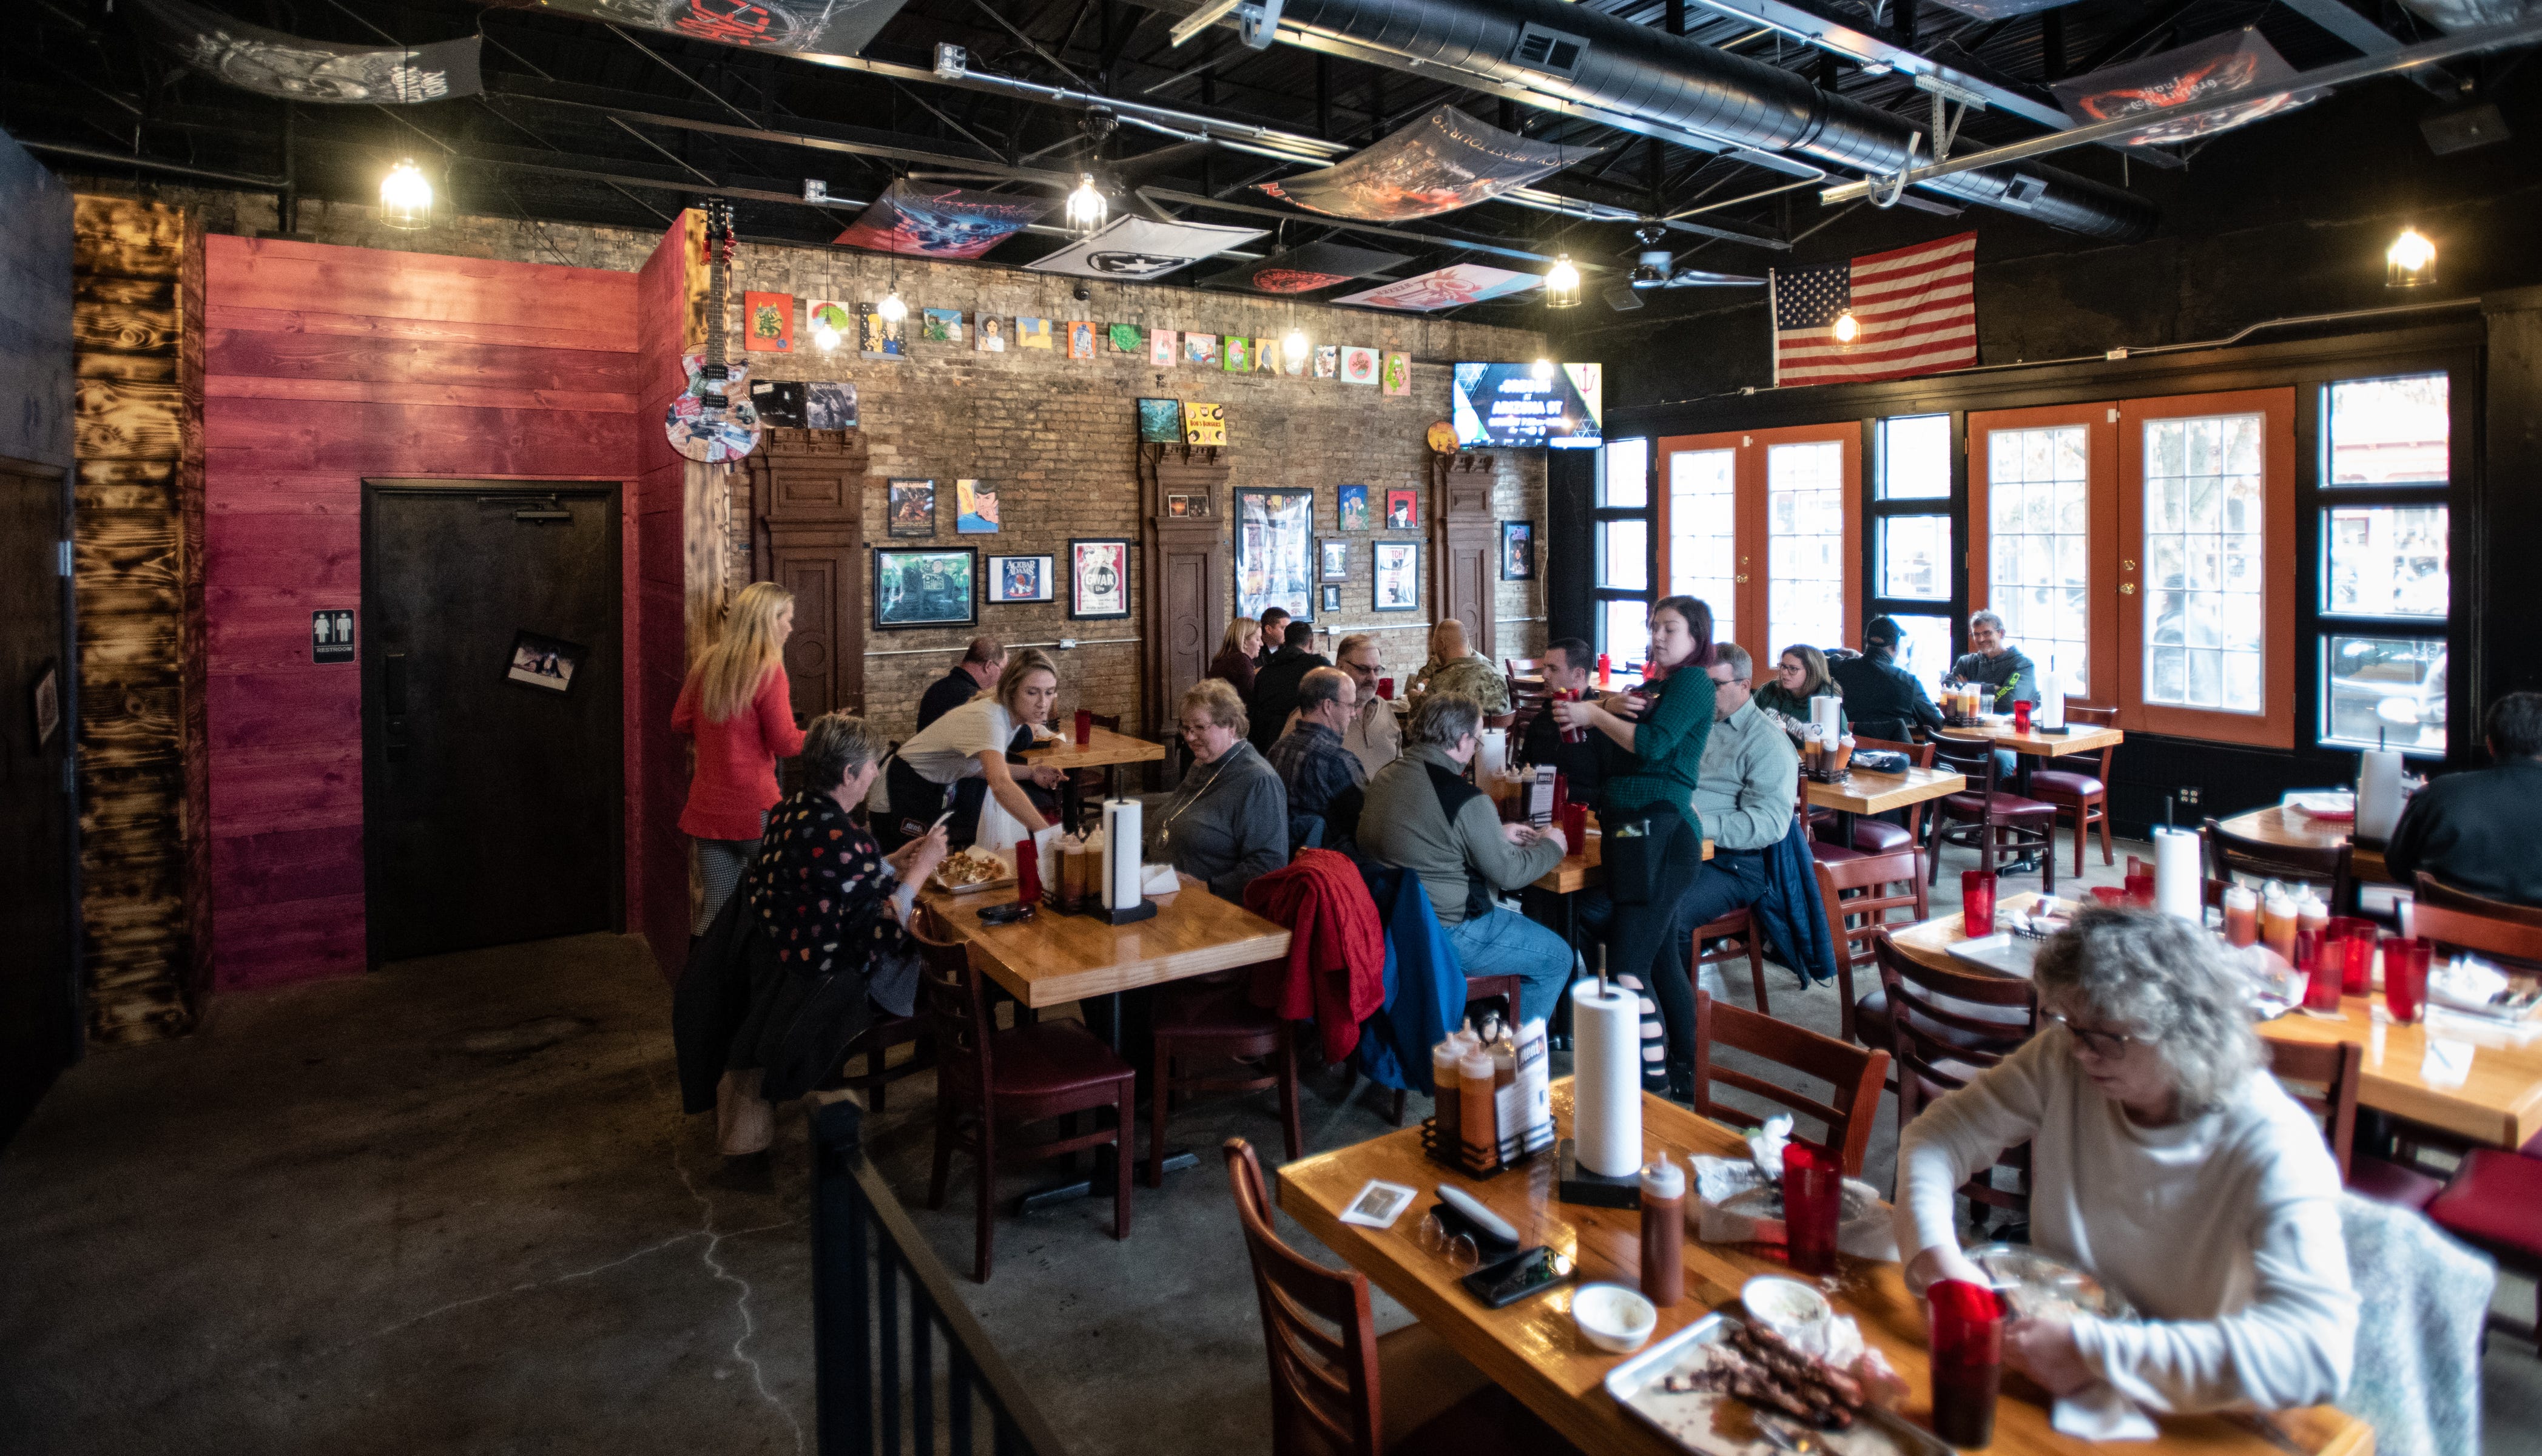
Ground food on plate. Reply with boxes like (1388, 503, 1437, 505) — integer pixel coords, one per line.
(933, 848, 1007, 888)
(1660, 1320, 1863, 1430)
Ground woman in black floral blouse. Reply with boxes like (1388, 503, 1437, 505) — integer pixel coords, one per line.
(715, 712, 948, 1158)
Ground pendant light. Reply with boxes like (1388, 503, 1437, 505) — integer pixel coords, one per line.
(878, 261, 908, 324)
(379, 159, 433, 230)
(1531, 357, 1556, 382)
(1542, 252, 1582, 309)
(2385, 227, 2436, 288)
(1283, 325, 1309, 369)
(1065, 173, 1108, 235)
(1831, 309, 1863, 345)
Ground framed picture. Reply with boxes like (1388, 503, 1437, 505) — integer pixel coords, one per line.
(1017, 317, 1053, 350)
(1235, 488, 1317, 625)
(805, 381, 857, 430)
(1108, 323, 1144, 353)
(922, 308, 964, 344)
(1383, 351, 1411, 396)
(956, 478, 1000, 534)
(1337, 484, 1369, 533)
(1067, 320, 1097, 360)
(1312, 345, 1338, 379)
(1136, 397, 1183, 443)
(505, 630, 585, 693)
(1182, 401, 1225, 447)
(1165, 491, 1214, 520)
(874, 548, 979, 630)
(743, 291, 794, 352)
(1320, 538, 1349, 581)
(1321, 584, 1342, 612)
(857, 301, 905, 358)
(1224, 335, 1252, 372)
(1148, 329, 1178, 366)
(1341, 346, 1380, 385)
(1070, 538, 1131, 620)
(887, 478, 936, 538)
(1500, 520, 1536, 580)
(1372, 541, 1420, 612)
(976, 314, 1008, 352)
(985, 553, 1054, 604)
(1383, 487, 1420, 530)
(1185, 333, 1219, 367)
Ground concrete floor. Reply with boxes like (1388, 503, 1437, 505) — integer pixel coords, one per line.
(3, 840, 2537, 1454)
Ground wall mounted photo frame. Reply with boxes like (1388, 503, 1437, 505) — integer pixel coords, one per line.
(1383, 487, 1420, 530)
(887, 478, 936, 537)
(956, 478, 1000, 534)
(1136, 397, 1183, 443)
(804, 381, 857, 430)
(1182, 400, 1226, 447)
(1322, 584, 1342, 612)
(1320, 538, 1349, 581)
(857, 301, 904, 358)
(1165, 491, 1214, 519)
(1337, 484, 1369, 533)
(976, 314, 1008, 352)
(1235, 488, 1317, 625)
(1372, 541, 1420, 612)
(874, 547, 979, 630)
(505, 630, 585, 693)
(1500, 520, 1536, 581)
(1070, 538, 1132, 620)
(986, 553, 1054, 604)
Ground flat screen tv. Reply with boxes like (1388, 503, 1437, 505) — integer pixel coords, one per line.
(1451, 362, 1602, 450)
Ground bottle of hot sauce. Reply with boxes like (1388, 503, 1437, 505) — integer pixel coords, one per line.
(2223, 883, 2259, 948)
(2261, 884, 2299, 963)
(1639, 1157, 1686, 1307)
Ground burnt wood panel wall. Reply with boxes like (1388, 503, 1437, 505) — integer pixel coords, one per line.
(71, 195, 202, 1044)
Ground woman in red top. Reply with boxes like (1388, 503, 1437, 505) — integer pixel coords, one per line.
(672, 581, 807, 938)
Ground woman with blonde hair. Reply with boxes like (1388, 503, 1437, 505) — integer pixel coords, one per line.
(1407, 618, 1510, 715)
(672, 581, 807, 939)
(1209, 617, 1263, 703)
(872, 645, 1068, 850)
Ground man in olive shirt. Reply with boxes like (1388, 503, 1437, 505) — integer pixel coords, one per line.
(1678, 644, 1800, 931)
(2388, 692, 2542, 907)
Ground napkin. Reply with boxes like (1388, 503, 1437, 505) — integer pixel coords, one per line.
(1141, 863, 1182, 897)
(2053, 1383, 2157, 1441)
(2420, 1037, 2475, 1088)
(1687, 1156, 1901, 1260)
(1746, 1113, 1793, 1178)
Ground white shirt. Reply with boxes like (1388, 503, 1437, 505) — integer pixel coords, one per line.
(1341, 696, 1401, 780)
(869, 698, 1016, 813)
(1893, 1030, 2356, 1414)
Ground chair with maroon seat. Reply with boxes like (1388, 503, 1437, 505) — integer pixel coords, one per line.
(2415, 871, 2542, 929)
(1386, 975, 1522, 1125)
(914, 923, 1136, 1281)
(1811, 735, 1939, 860)
(2266, 1039, 2444, 1209)
(1149, 966, 1304, 1185)
(1813, 849, 1928, 1047)
(1926, 732, 2058, 893)
(2028, 704, 2118, 880)
(2416, 899, 2542, 1307)
(1693, 908, 1773, 1017)
(1693, 991, 1891, 1178)
(828, 1013, 931, 1113)
(1224, 1139, 1587, 1456)
(1875, 931, 2039, 1228)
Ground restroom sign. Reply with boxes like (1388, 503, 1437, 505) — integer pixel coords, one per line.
(311, 610, 356, 664)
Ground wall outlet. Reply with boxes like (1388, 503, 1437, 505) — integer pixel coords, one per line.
(2176, 787, 2201, 807)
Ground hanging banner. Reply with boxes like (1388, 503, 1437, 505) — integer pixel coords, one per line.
(1200, 241, 1409, 295)
(1256, 106, 1591, 221)
(493, 0, 911, 58)
(130, 0, 480, 103)
(2051, 29, 2323, 147)
(1331, 263, 1542, 312)
(1023, 217, 1267, 281)
(831, 179, 1050, 260)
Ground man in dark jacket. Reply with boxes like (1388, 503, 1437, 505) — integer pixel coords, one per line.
(2388, 692, 2542, 907)
(1249, 620, 1330, 755)
(1829, 615, 1943, 743)
(916, 636, 1005, 731)
(1520, 636, 1602, 804)
(1269, 666, 1366, 849)
(1945, 610, 2037, 710)
(1256, 607, 1291, 669)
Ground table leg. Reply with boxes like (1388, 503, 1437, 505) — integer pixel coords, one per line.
(1832, 808, 1857, 851)
(1014, 988, 1196, 1215)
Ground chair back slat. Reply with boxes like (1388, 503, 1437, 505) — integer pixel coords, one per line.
(2047, 704, 2120, 776)
(1224, 1139, 1383, 1456)
(2413, 872, 2542, 930)
(2202, 815, 2347, 893)
(2408, 899, 2542, 972)
(913, 922, 994, 1103)
(2265, 1039, 2362, 1181)
(1929, 731, 2001, 791)
(1873, 932, 2037, 1219)
(1692, 993, 1890, 1177)
(1815, 849, 1927, 1042)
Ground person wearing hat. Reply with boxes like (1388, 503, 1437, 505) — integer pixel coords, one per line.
(1828, 615, 1944, 744)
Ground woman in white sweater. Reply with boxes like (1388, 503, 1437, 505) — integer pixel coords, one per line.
(1895, 908, 2358, 1414)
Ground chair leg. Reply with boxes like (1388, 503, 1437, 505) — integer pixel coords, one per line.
(973, 1118, 996, 1282)
(1835, 953, 1857, 1044)
(1278, 1024, 1304, 1163)
(2069, 807, 2086, 881)
(927, 1092, 954, 1210)
(1928, 828, 1946, 886)
(1744, 929, 1769, 1018)
(2040, 826, 2056, 894)
(1148, 1042, 1173, 1189)
(1113, 1084, 1134, 1240)
(2095, 804, 2114, 866)
(1389, 1088, 1407, 1126)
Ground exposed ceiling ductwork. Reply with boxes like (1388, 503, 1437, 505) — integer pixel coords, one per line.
(1186, 0, 2160, 241)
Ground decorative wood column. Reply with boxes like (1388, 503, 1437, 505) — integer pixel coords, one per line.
(1138, 442, 1230, 738)
(746, 427, 868, 719)
(1429, 448, 1499, 668)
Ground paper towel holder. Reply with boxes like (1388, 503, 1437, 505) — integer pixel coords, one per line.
(1557, 1139, 1644, 1209)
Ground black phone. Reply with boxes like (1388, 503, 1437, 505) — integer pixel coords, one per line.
(1458, 1245, 1573, 1310)
(977, 902, 1036, 926)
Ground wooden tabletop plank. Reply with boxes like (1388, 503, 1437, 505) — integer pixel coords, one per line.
(924, 878, 1289, 1008)
(1014, 725, 1169, 772)
(2215, 807, 2392, 886)
(1891, 892, 2540, 1148)
(1948, 722, 2126, 758)
(1803, 765, 1967, 816)
(1278, 1080, 2367, 1456)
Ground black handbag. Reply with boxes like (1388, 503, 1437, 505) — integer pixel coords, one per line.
(1601, 809, 1661, 905)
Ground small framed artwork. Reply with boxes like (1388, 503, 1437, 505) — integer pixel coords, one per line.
(922, 308, 964, 344)
(1108, 323, 1144, 353)
(1372, 541, 1420, 612)
(1337, 484, 1369, 533)
(1255, 337, 1282, 374)
(806, 299, 851, 345)
(1320, 539, 1349, 581)
(805, 381, 857, 430)
(1070, 538, 1132, 621)
(1383, 351, 1411, 396)
(956, 478, 1000, 534)
(1067, 320, 1097, 360)
(1383, 487, 1420, 530)
(1223, 335, 1252, 372)
(857, 301, 905, 359)
(874, 547, 979, 630)
(1136, 397, 1183, 443)
(1312, 345, 1338, 379)
(1165, 491, 1214, 520)
(1182, 401, 1226, 447)
(888, 478, 936, 538)
(1185, 333, 1220, 368)
(505, 630, 585, 692)
(1341, 346, 1380, 385)
(1235, 488, 1317, 625)
(1500, 520, 1536, 581)
(743, 291, 794, 352)
(986, 553, 1054, 604)
(976, 314, 1008, 352)
(1148, 329, 1178, 366)
(1321, 584, 1342, 612)
(1017, 317, 1053, 350)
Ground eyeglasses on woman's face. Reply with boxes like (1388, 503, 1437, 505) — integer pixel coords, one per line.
(1779, 656, 1807, 688)
(2045, 1011, 2153, 1060)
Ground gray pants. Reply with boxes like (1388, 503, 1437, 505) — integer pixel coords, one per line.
(692, 815, 767, 935)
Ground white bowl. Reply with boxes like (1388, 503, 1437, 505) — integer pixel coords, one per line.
(1741, 1274, 1832, 1336)
(1573, 1282, 1657, 1354)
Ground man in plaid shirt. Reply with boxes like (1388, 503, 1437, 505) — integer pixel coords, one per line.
(1268, 666, 1366, 849)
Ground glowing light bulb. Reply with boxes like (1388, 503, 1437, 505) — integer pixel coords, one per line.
(1542, 252, 1581, 309)
(1531, 357, 1556, 382)
(1284, 327, 1308, 366)
(379, 160, 433, 230)
(813, 323, 843, 351)
(2385, 228, 2436, 288)
(1065, 173, 1108, 234)
(878, 291, 908, 323)
(1832, 309, 1861, 345)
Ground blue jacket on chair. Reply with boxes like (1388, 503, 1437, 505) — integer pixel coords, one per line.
(1352, 862, 1467, 1095)
(1753, 816, 1839, 988)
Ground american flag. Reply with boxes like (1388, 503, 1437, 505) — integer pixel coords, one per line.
(1770, 231, 1978, 386)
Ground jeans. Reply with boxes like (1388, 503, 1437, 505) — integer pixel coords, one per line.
(1444, 906, 1576, 1028)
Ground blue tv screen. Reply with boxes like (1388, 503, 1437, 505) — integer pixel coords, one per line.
(1451, 362, 1602, 449)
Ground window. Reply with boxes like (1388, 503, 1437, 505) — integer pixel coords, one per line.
(1985, 423, 2093, 698)
(1864, 414, 1963, 690)
(1657, 424, 1859, 662)
(1668, 447, 1740, 644)
(2316, 372, 2452, 754)
(1889, 612, 1957, 698)
(1876, 413, 1954, 500)
(1767, 440, 1847, 655)
(1593, 437, 1654, 664)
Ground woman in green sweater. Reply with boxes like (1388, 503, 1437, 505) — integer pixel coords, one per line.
(1751, 643, 1845, 744)
(1551, 595, 1717, 1094)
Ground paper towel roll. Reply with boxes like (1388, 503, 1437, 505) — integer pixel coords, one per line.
(1570, 980, 1643, 1178)
(2356, 749, 2405, 840)
(1478, 727, 1508, 781)
(2153, 826, 2202, 923)
(1809, 695, 1842, 743)
(2037, 655, 2066, 732)
(1102, 798, 1142, 910)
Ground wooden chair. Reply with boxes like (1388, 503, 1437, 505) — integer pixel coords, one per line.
(1926, 732, 2057, 893)
(1387, 976, 1521, 1125)
(2203, 815, 2349, 909)
(1692, 991, 1890, 1177)
(1223, 1138, 1585, 1456)
(1811, 735, 1938, 858)
(1504, 656, 1543, 679)
(2028, 704, 2118, 878)
(1692, 908, 1773, 1017)
(2414, 902, 2542, 1340)
(1813, 848, 1929, 1047)
(826, 1013, 931, 1113)
(2267, 1039, 2442, 1208)
(1875, 931, 2038, 1228)
(915, 924, 1136, 1281)
(1482, 711, 1518, 730)
(1149, 965, 1304, 1185)
(2415, 871, 2542, 929)
(2410, 898, 2542, 973)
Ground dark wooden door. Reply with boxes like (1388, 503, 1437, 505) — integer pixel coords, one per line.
(0, 456, 79, 1142)
(363, 482, 623, 964)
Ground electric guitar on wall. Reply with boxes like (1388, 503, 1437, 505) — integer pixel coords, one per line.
(664, 199, 762, 464)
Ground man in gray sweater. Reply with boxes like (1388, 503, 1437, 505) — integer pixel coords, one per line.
(1358, 692, 1571, 1025)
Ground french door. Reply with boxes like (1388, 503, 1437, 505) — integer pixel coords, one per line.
(1967, 403, 2119, 709)
(1656, 423, 1861, 661)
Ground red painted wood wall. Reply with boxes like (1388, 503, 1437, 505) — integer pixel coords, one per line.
(203, 228, 691, 988)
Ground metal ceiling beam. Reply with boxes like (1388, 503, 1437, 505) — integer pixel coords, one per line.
(2273, 0, 2459, 93)
(1678, 0, 2071, 129)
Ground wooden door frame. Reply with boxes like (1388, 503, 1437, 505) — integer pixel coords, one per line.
(358, 478, 627, 968)
(0, 453, 83, 1140)
(1655, 429, 1759, 646)
(1966, 402, 2121, 709)
(1656, 423, 1860, 657)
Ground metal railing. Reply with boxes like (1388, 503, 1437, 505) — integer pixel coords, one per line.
(812, 1102, 1071, 1456)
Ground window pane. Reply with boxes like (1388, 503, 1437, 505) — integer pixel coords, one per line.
(2325, 374, 2447, 487)
(1599, 599, 1651, 664)
(1984, 423, 2092, 696)
(1878, 414, 1952, 500)
(2323, 635, 2446, 754)
(1767, 440, 1846, 653)
(2143, 413, 2264, 713)
(1890, 613, 1955, 699)
(1878, 515, 1952, 601)
(2324, 504, 2447, 619)
(1668, 447, 1739, 644)
(1597, 519, 1648, 591)
(1600, 436, 1650, 507)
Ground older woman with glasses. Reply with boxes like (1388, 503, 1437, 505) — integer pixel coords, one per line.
(1895, 907, 2356, 1415)
(1149, 678, 1289, 903)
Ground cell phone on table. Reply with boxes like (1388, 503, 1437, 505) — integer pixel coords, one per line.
(977, 902, 1035, 926)
(1459, 1245, 1573, 1309)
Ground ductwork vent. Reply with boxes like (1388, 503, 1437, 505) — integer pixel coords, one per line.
(1511, 23, 1591, 78)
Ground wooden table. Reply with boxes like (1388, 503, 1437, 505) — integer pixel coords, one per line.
(1804, 764, 1966, 844)
(1015, 725, 1168, 774)
(1955, 720, 2126, 760)
(1530, 815, 1713, 896)
(1280, 1080, 2368, 1456)
(1890, 892, 2542, 1148)
(925, 877, 1289, 1009)
(2214, 806, 2393, 887)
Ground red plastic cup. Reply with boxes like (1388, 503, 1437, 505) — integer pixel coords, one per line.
(2324, 917, 2378, 995)
(2383, 935, 2432, 1024)
(1927, 1280, 2006, 1449)
(1561, 801, 1589, 853)
(1073, 708, 1093, 746)
(1597, 653, 1612, 687)
(2123, 872, 2156, 908)
(2012, 698, 2032, 734)
(2293, 926, 2322, 976)
(1961, 871, 1996, 939)
(1551, 772, 1569, 816)
(1780, 1141, 1842, 1276)
(2302, 932, 2345, 1014)
(2091, 886, 2129, 907)
(1014, 837, 1042, 906)
(1378, 677, 1395, 701)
